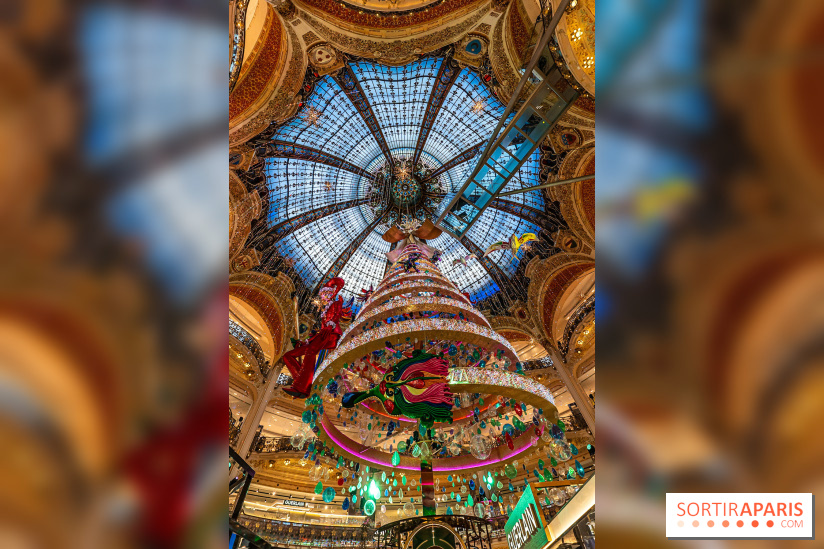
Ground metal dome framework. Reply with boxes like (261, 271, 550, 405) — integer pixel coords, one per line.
(250, 50, 567, 313)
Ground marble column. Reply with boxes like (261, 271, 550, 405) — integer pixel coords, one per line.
(544, 344, 595, 436)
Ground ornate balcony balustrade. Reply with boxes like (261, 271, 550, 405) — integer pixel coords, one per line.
(230, 318, 273, 379)
(558, 294, 595, 358)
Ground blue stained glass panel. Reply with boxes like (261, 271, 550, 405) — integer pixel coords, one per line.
(271, 76, 382, 168)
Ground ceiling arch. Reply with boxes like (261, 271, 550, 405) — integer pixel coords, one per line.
(539, 262, 594, 344)
(525, 253, 594, 345)
(229, 271, 296, 358)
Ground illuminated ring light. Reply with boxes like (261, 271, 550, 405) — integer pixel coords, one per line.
(314, 366, 557, 472)
(382, 269, 452, 286)
(314, 318, 520, 381)
(362, 281, 468, 315)
(341, 297, 490, 342)
(369, 272, 455, 295)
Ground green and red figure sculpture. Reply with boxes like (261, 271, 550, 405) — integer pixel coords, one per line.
(341, 349, 454, 427)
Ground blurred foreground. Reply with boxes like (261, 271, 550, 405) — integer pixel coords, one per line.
(597, 0, 824, 547)
(0, 1, 226, 548)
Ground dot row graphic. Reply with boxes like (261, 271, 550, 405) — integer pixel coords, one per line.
(677, 520, 775, 528)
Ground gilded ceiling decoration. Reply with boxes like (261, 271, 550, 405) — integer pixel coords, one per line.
(230, 23, 306, 145)
(298, 7, 488, 66)
(230, 7, 286, 121)
(554, 0, 594, 95)
(297, 0, 484, 29)
(576, 155, 595, 232)
(549, 144, 594, 249)
(506, 0, 530, 62)
(539, 261, 594, 344)
(339, 0, 440, 12)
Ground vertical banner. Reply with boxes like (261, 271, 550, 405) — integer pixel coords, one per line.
(505, 487, 549, 549)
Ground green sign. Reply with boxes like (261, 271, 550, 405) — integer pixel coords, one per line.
(505, 488, 548, 549)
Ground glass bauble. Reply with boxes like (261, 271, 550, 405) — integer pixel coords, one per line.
(469, 434, 492, 460)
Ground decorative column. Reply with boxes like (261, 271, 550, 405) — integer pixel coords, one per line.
(544, 343, 595, 435)
(235, 371, 280, 458)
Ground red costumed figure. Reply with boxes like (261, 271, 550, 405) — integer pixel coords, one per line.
(282, 277, 346, 398)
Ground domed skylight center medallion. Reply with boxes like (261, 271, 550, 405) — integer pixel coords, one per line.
(390, 172, 422, 207)
(365, 155, 445, 229)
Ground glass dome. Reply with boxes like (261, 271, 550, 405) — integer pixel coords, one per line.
(257, 56, 548, 305)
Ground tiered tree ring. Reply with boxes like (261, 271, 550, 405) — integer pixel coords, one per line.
(304, 240, 562, 475)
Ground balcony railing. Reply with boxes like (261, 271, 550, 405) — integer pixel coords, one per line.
(230, 318, 273, 379)
(251, 436, 295, 454)
(521, 356, 554, 372)
(558, 295, 595, 358)
(236, 514, 375, 549)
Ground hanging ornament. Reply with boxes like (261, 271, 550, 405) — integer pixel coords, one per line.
(575, 460, 586, 478)
(505, 433, 514, 450)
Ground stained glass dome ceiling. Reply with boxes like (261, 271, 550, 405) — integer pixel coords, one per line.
(256, 55, 552, 307)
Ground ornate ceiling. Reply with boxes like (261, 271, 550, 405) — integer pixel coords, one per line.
(229, 0, 596, 314)
(250, 54, 555, 308)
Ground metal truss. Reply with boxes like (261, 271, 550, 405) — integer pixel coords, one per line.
(436, 0, 579, 238)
